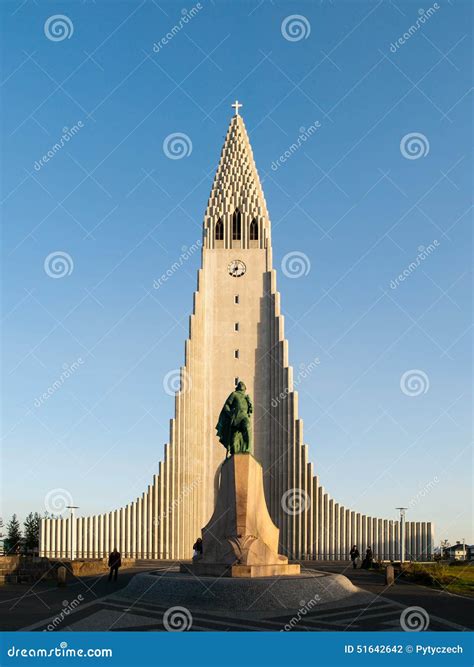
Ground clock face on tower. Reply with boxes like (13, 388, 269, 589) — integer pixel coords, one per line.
(228, 259, 246, 278)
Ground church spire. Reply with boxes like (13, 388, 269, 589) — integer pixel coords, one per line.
(203, 105, 270, 249)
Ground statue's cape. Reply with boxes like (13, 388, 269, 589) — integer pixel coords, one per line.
(215, 393, 234, 448)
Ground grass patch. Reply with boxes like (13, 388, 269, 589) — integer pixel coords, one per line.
(401, 562, 474, 595)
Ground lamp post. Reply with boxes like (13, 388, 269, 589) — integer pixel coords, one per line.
(396, 508, 408, 563)
(66, 506, 79, 561)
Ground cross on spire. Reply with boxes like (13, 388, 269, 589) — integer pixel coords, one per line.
(231, 99, 243, 116)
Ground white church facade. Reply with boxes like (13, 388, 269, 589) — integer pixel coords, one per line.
(40, 106, 433, 562)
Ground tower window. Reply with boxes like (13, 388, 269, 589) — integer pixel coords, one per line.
(234, 295, 239, 304)
(234, 322, 239, 331)
(232, 209, 241, 240)
(215, 218, 223, 240)
(250, 218, 258, 240)
(234, 350, 239, 359)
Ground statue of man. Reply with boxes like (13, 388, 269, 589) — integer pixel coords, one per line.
(215, 381, 253, 456)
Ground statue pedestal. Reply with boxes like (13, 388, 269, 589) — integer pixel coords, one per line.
(184, 453, 300, 578)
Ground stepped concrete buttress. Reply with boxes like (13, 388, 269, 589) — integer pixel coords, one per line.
(188, 453, 300, 577)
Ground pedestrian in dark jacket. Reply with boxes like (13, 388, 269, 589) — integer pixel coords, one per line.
(108, 548, 121, 581)
(349, 545, 359, 569)
(192, 538, 203, 561)
(361, 547, 373, 569)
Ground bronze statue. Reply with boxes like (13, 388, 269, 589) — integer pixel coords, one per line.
(216, 381, 253, 456)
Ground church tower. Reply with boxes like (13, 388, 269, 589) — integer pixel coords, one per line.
(40, 105, 433, 563)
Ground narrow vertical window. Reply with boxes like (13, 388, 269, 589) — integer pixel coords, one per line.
(215, 218, 224, 240)
(234, 322, 239, 332)
(234, 350, 239, 359)
(232, 209, 241, 240)
(234, 295, 239, 304)
(250, 218, 258, 240)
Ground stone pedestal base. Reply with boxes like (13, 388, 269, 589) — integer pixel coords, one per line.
(180, 561, 301, 578)
(195, 453, 300, 578)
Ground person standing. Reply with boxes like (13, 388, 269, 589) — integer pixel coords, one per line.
(361, 546, 373, 569)
(349, 545, 359, 569)
(108, 547, 121, 581)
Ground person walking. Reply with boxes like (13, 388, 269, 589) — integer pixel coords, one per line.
(361, 546, 373, 569)
(108, 547, 121, 582)
(349, 545, 359, 569)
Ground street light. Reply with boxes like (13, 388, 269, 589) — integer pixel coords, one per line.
(66, 506, 79, 562)
(396, 508, 408, 563)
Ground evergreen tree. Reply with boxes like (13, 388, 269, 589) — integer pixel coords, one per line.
(6, 514, 22, 554)
(24, 512, 41, 552)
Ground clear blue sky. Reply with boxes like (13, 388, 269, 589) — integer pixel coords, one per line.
(1, 0, 472, 546)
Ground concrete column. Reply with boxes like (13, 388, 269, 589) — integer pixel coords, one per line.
(334, 503, 339, 560)
(99, 515, 104, 559)
(131, 501, 137, 558)
(427, 522, 433, 559)
(137, 497, 143, 559)
(50, 519, 56, 558)
(126, 505, 131, 558)
(339, 506, 345, 561)
(328, 499, 334, 560)
(421, 522, 427, 560)
(312, 477, 318, 560)
(317, 486, 323, 559)
(76, 517, 83, 559)
(104, 513, 109, 557)
(153, 476, 159, 559)
(415, 521, 421, 560)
